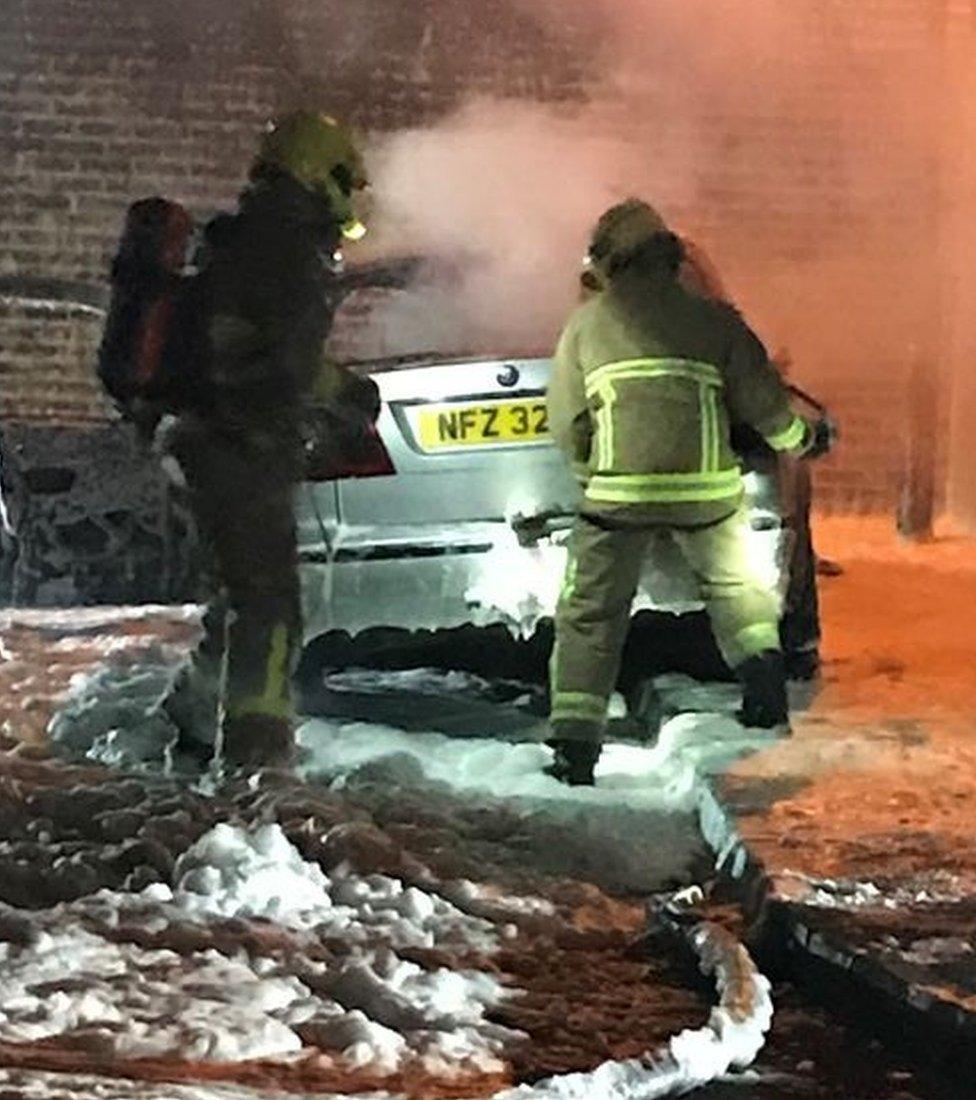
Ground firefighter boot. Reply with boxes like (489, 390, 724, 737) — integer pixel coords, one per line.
(219, 713, 296, 771)
(546, 739, 602, 786)
(736, 650, 790, 732)
(784, 645, 820, 682)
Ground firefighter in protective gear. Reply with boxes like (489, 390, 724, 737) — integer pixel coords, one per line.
(546, 199, 815, 785)
(160, 111, 375, 769)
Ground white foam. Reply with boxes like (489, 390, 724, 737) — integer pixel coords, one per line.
(325, 666, 496, 697)
(296, 713, 713, 896)
(298, 718, 698, 809)
(0, 823, 516, 1074)
(464, 523, 783, 638)
(48, 659, 179, 766)
(0, 920, 306, 1061)
(173, 822, 500, 953)
(495, 922, 773, 1099)
(0, 605, 199, 631)
(174, 822, 335, 923)
(32, 630, 780, 1092)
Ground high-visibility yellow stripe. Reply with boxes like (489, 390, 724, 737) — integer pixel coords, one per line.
(765, 415, 807, 452)
(548, 643, 560, 691)
(603, 383, 617, 470)
(586, 468, 743, 504)
(550, 554, 578, 711)
(696, 382, 722, 473)
(559, 553, 579, 604)
(735, 622, 780, 657)
(698, 382, 710, 474)
(591, 471, 742, 486)
(224, 623, 291, 720)
(592, 381, 618, 470)
(550, 691, 608, 723)
(585, 368, 722, 394)
(585, 357, 722, 396)
(708, 388, 721, 471)
(587, 483, 742, 503)
(595, 395, 607, 469)
(595, 397, 610, 469)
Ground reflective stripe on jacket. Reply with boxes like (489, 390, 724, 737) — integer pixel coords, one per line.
(547, 271, 809, 518)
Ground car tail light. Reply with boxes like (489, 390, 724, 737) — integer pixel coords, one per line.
(336, 422, 396, 478)
(305, 418, 395, 481)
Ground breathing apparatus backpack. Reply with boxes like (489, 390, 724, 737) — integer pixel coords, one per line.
(97, 197, 207, 416)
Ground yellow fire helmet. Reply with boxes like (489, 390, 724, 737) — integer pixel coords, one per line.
(587, 198, 669, 279)
(259, 111, 369, 241)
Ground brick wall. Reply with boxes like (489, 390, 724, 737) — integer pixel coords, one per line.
(0, 0, 954, 517)
(0, 301, 108, 423)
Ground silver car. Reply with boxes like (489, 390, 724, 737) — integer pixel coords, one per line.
(0, 275, 816, 671)
(296, 353, 808, 654)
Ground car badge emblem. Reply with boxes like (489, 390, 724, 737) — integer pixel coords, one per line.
(497, 364, 520, 388)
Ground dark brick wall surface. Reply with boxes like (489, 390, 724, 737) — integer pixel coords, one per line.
(0, 300, 108, 424)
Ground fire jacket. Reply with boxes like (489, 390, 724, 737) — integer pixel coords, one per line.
(547, 268, 809, 526)
(194, 171, 363, 456)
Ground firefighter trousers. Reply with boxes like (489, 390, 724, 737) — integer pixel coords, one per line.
(549, 507, 781, 742)
(164, 415, 302, 738)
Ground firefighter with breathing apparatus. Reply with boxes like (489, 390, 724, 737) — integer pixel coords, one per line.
(155, 111, 378, 769)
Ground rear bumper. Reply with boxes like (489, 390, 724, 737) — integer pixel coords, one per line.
(300, 517, 790, 642)
(301, 550, 501, 641)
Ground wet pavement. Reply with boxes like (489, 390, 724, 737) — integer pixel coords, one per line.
(696, 519, 976, 1091)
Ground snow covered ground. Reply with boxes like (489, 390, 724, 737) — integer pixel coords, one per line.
(0, 1072, 389, 1100)
(0, 611, 786, 1099)
(0, 820, 516, 1073)
(50, 657, 786, 895)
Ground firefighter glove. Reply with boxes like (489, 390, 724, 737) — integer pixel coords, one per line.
(805, 415, 838, 460)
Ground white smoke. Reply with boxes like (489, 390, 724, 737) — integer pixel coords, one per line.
(341, 1, 952, 376)
(347, 98, 658, 358)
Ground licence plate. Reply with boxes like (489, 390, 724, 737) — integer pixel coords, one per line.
(417, 399, 549, 450)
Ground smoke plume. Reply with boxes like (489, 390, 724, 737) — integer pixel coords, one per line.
(344, 2, 950, 371)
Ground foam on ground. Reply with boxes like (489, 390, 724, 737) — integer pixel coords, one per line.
(295, 710, 721, 895)
(494, 920, 773, 1100)
(0, 606, 199, 631)
(48, 657, 180, 766)
(0, 823, 516, 1074)
(298, 718, 699, 807)
(35, 638, 782, 1092)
